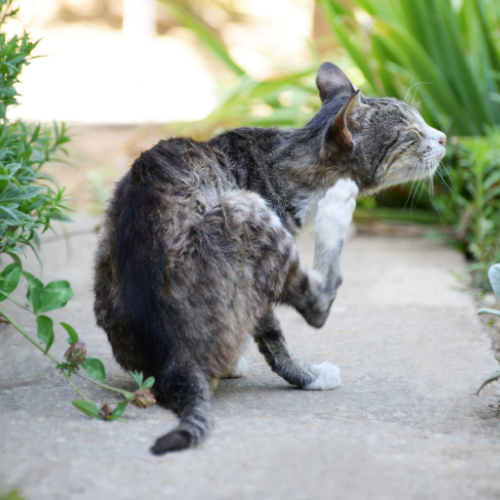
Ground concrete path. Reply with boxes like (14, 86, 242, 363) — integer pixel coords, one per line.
(1, 217, 500, 500)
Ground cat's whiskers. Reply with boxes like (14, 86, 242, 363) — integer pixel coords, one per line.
(411, 164, 426, 209)
(406, 82, 432, 108)
(437, 160, 454, 190)
(436, 163, 453, 194)
(414, 99, 430, 112)
(403, 163, 421, 211)
(426, 159, 440, 213)
(404, 74, 416, 104)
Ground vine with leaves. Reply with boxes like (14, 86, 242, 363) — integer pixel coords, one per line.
(0, 0, 155, 421)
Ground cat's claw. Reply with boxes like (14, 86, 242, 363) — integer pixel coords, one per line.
(304, 362, 342, 390)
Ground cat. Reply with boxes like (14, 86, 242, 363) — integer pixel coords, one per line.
(93, 62, 446, 454)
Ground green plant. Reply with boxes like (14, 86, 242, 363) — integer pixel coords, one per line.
(0, 7, 72, 267)
(0, 264, 156, 419)
(317, 0, 500, 136)
(476, 263, 500, 394)
(159, 0, 324, 138)
(0, 483, 25, 500)
(0, 0, 155, 421)
(431, 131, 500, 287)
(164, 0, 500, 287)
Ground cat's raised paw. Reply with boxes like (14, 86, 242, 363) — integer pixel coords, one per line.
(304, 362, 342, 390)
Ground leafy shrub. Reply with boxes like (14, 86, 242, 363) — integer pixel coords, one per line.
(0, 0, 155, 421)
(476, 263, 500, 393)
(0, 1, 71, 267)
(160, 0, 500, 288)
(434, 131, 500, 287)
(159, 0, 322, 138)
(317, 0, 500, 136)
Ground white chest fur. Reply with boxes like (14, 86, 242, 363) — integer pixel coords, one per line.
(295, 187, 328, 231)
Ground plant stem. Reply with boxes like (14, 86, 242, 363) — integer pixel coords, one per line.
(0, 306, 131, 400)
(0, 306, 58, 364)
(63, 370, 90, 402)
(6, 295, 34, 314)
(74, 371, 131, 398)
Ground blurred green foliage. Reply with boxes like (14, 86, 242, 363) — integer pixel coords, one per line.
(159, 0, 500, 288)
(435, 130, 500, 286)
(0, 486, 25, 500)
(318, 0, 500, 136)
(316, 0, 500, 287)
(158, 0, 322, 137)
(0, 0, 71, 269)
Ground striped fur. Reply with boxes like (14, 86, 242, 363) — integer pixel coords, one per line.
(93, 63, 446, 454)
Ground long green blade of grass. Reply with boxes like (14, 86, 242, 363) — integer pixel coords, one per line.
(380, 22, 478, 134)
(158, 0, 245, 77)
(317, 0, 377, 92)
(435, 0, 492, 128)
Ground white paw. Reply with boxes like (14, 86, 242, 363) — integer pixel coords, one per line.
(221, 356, 248, 379)
(315, 178, 358, 245)
(304, 362, 342, 390)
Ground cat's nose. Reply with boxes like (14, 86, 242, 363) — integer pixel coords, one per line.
(438, 132, 447, 146)
(424, 124, 447, 147)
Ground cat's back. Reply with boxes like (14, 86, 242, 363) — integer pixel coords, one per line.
(93, 136, 236, 371)
(115, 137, 232, 213)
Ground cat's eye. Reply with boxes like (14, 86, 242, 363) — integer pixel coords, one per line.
(409, 124, 424, 137)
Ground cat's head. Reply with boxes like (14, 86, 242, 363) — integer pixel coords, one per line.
(314, 62, 446, 193)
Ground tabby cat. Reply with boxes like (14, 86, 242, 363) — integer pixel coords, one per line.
(93, 62, 446, 454)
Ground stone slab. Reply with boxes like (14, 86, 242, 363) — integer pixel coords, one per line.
(1, 219, 499, 500)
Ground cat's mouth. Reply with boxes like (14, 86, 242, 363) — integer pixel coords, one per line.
(415, 151, 443, 173)
(407, 151, 443, 179)
(379, 149, 443, 189)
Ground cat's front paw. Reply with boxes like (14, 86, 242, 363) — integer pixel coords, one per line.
(304, 362, 342, 390)
(315, 178, 358, 245)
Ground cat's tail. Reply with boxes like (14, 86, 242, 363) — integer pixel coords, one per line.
(107, 152, 214, 454)
(150, 362, 214, 454)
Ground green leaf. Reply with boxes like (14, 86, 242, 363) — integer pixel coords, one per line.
(476, 370, 500, 395)
(0, 263, 20, 301)
(72, 400, 102, 419)
(477, 308, 500, 317)
(60, 322, 79, 344)
(488, 264, 500, 300)
(130, 370, 143, 388)
(36, 315, 54, 353)
(142, 376, 155, 390)
(0, 204, 21, 224)
(38, 280, 74, 313)
(159, 0, 245, 77)
(113, 401, 128, 418)
(56, 362, 71, 371)
(82, 357, 106, 382)
(23, 271, 43, 313)
(0, 184, 46, 202)
(316, 0, 376, 91)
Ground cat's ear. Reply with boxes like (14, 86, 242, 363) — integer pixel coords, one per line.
(316, 62, 358, 102)
(330, 90, 363, 149)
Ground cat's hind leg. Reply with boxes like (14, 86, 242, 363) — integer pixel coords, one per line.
(255, 178, 358, 391)
(254, 310, 342, 390)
